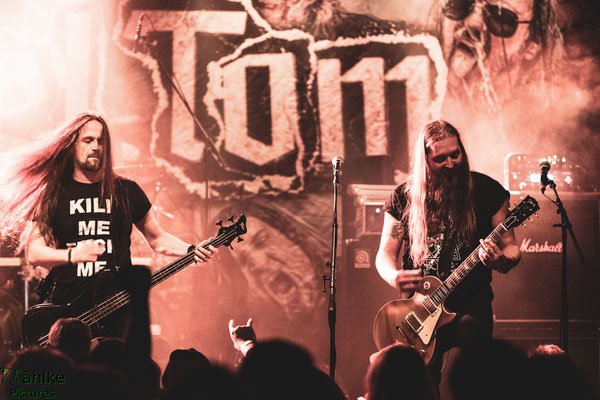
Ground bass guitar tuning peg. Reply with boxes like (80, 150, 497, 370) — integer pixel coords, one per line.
(216, 220, 223, 227)
(228, 216, 235, 223)
(237, 237, 244, 242)
(228, 244, 234, 250)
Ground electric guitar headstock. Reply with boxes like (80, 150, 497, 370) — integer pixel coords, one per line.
(503, 195, 540, 230)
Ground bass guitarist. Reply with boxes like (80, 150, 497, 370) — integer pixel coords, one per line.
(0, 112, 217, 338)
(375, 120, 521, 383)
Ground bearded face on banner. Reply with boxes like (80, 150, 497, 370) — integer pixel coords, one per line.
(438, 0, 563, 114)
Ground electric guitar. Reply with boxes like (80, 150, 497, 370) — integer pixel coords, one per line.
(22, 215, 247, 346)
(372, 196, 539, 365)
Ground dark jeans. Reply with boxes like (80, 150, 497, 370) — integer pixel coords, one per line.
(427, 303, 494, 384)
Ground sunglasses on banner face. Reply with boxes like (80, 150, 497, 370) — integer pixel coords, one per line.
(442, 0, 532, 38)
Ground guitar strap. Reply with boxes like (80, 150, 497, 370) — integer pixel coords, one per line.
(437, 224, 456, 280)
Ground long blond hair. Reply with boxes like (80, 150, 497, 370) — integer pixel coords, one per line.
(403, 120, 476, 267)
(0, 112, 122, 251)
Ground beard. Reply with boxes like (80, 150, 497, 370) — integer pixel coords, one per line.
(426, 161, 470, 233)
(77, 155, 103, 172)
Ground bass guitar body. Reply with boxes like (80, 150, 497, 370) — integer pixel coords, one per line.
(22, 271, 127, 345)
(372, 275, 455, 365)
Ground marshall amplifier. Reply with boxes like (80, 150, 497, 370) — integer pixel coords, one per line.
(492, 192, 600, 320)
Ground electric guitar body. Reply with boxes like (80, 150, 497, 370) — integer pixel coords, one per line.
(373, 275, 455, 365)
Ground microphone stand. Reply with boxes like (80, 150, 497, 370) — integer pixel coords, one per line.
(138, 31, 226, 236)
(323, 165, 340, 379)
(542, 179, 585, 352)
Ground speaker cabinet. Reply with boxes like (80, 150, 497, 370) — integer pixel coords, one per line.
(492, 192, 600, 320)
(337, 234, 398, 399)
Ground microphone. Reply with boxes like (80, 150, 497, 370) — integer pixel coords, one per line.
(539, 160, 551, 193)
(332, 156, 342, 184)
(332, 156, 343, 173)
(132, 13, 144, 53)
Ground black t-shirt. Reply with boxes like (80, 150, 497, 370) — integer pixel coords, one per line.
(383, 171, 509, 313)
(49, 177, 151, 304)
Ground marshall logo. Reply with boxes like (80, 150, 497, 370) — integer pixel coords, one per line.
(520, 238, 563, 253)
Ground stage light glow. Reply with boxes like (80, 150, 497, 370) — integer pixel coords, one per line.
(0, 32, 47, 118)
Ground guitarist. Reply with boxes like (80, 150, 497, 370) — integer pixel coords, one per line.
(375, 119, 521, 383)
(0, 112, 217, 337)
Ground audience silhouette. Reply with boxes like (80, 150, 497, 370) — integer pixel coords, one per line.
(448, 339, 530, 400)
(528, 344, 599, 400)
(48, 317, 91, 365)
(366, 343, 438, 400)
(8, 283, 599, 400)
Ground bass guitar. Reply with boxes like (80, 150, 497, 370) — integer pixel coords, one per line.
(372, 196, 539, 364)
(22, 215, 247, 346)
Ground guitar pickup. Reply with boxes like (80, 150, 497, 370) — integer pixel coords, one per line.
(405, 312, 423, 333)
(422, 297, 439, 315)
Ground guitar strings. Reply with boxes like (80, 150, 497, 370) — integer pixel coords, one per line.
(80, 229, 238, 323)
(40, 229, 238, 345)
(36, 228, 241, 346)
(401, 224, 509, 329)
(420, 224, 506, 313)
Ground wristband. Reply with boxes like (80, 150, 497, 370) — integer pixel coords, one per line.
(67, 248, 73, 264)
(240, 340, 255, 356)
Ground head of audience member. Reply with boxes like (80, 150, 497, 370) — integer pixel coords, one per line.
(161, 348, 211, 390)
(528, 344, 598, 400)
(47, 317, 92, 364)
(366, 343, 438, 400)
(144, 359, 162, 400)
(88, 337, 125, 367)
(449, 339, 530, 400)
(88, 336, 160, 399)
(162, 363, 244, 400)
(68, 364, 128, 400)
(238, 339, 345, 400)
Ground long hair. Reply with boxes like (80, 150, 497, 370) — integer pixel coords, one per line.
(0, 112, 120, 251)
(403, 120, 476, 267)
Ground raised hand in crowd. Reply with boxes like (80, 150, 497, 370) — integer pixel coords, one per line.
(228, 318, 256, 356)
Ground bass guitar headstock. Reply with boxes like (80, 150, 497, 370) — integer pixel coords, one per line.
(215, 214, 247, 249)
